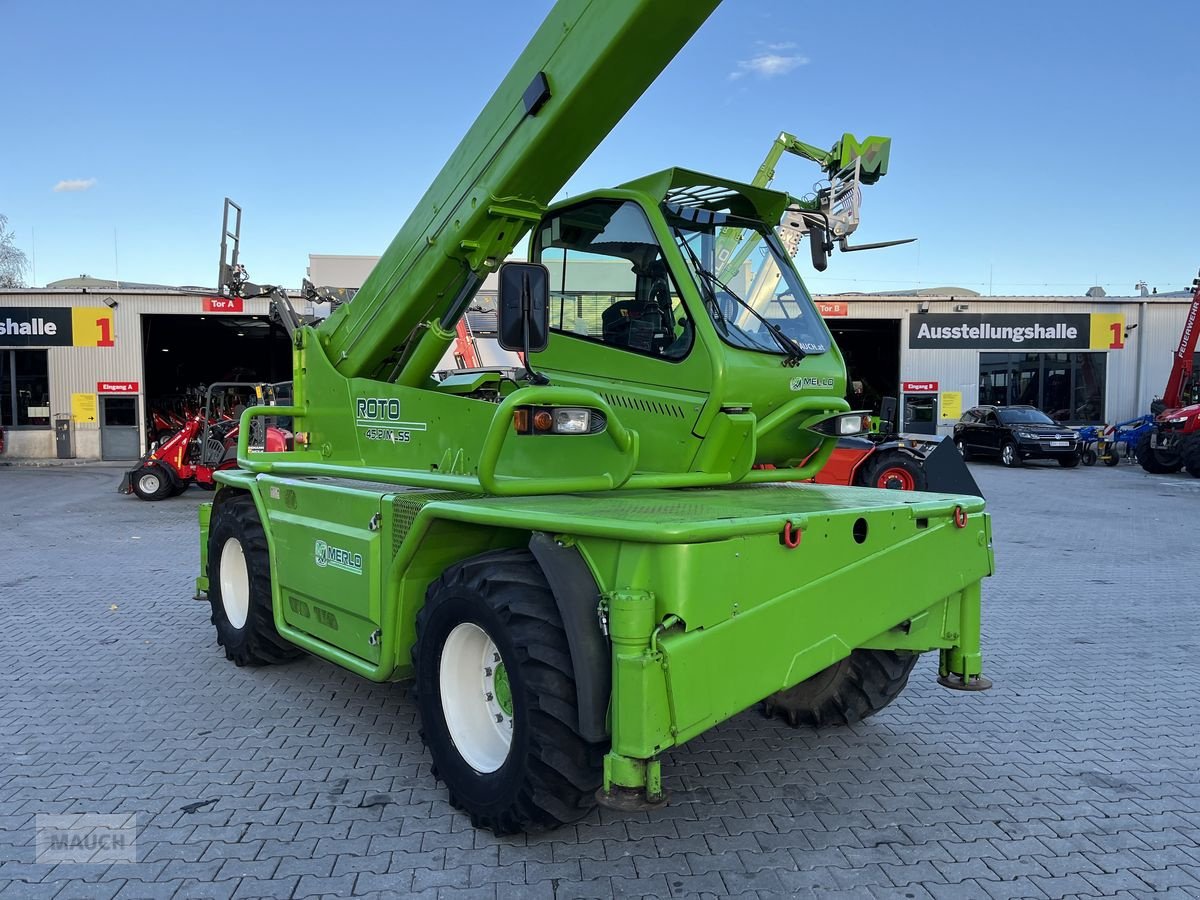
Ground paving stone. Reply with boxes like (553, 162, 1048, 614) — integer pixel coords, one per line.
(6, 436, 1200, 898)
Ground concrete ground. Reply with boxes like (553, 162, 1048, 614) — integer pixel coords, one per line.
(1, 459, 1198, 899)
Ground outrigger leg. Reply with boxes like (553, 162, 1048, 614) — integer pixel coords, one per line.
(937, 581, 993, 691)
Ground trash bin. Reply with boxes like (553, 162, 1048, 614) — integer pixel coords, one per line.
(55, 414, 75, 459)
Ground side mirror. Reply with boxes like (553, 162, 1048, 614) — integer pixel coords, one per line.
(808, 223, 829, 272)
(497, 262, 550, 353)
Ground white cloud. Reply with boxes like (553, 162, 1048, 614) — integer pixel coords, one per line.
(53, 178, 96, 193)
(730, 53, 809, 80)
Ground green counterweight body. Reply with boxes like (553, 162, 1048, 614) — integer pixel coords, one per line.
(197, 0, 993, 833)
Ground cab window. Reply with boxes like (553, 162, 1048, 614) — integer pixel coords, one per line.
(533, 200, 693, 361)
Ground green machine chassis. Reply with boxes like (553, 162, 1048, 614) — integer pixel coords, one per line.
(195, 0, 993, 833)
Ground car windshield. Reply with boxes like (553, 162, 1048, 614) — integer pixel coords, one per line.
(997, 407, 1056, 425)
(664, 203, 830, 356)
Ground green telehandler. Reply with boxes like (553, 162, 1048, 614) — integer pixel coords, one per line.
(196, 0, 994, 834)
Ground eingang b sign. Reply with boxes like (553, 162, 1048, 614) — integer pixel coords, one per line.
(909, 312, 1125, 351)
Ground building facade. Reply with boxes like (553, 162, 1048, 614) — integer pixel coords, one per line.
(0, 289, 309, 460)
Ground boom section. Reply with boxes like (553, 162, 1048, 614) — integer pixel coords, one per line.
(317, 0, 720, 383)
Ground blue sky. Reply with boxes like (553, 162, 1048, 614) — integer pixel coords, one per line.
(3, 0, 1198, 297)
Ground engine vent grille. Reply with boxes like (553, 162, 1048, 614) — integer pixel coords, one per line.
(601, 392, 686, 420)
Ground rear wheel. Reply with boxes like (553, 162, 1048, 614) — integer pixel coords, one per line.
(413, 548, 605, 834)
(131, 463, 173, 501)
(1000, 441, 1022, 467)
(1181, 434, 1200, 478)
(1136, 431, 1182, 474)
(863, 452, 926, 491)
(763, 649, 919, 728)
(207, 494, 301, 666)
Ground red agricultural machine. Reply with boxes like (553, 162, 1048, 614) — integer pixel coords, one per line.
(119, 382, 291, 500)
(1137, 270, 1200, 475)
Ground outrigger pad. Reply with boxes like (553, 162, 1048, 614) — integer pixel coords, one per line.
(937, 673, 993, 691)
(923, 438, 984, 498)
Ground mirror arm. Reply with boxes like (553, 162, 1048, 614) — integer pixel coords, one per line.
(520, 270, 550, 384)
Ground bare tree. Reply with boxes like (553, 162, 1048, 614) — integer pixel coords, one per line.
(0, 214, 29, 288)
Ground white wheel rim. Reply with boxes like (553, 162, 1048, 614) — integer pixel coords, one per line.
(1003, 446, 1014, 464)
(139, 472, 161, 494)
(440, 622, 514, 773)
(219, 537, 250, 630)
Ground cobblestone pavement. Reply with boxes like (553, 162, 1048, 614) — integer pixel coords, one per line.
(1, 460, 1198, 899)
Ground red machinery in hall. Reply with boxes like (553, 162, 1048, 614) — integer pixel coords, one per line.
(1137, 270, 1200, 475)
(119, 382, 291, 500)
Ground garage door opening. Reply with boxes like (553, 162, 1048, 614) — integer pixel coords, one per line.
(141, 314, 291, 443)
(826, 318, 901, 416)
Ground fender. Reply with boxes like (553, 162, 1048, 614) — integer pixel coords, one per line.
(529, 532, 611, 744)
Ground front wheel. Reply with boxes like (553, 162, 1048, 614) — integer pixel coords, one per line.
(131, 463, 174, 501)
(1080, 448, 1097, 466)
(954, 438, 971, 461)
(1057, 454, 1080, 468)
(863, 452, 926, 491)
(413, 548, 605, 834)
(1000, 441, 1022, 468)
(764, 649, 919, 728)
(207, 494, 302, 666)
(1136, 431, 1182, 474)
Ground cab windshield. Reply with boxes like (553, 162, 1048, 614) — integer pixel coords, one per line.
(664, 203, 830, 356)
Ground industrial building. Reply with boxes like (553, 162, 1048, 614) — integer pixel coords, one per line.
(0, 280, 313, 460)
(1, 257, 1192, 461)
(312, 254, 1196, 436)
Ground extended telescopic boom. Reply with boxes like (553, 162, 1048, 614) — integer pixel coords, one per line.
(315, 0, 720, 385)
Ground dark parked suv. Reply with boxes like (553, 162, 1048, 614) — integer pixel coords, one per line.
(954, 404, 1080, 468)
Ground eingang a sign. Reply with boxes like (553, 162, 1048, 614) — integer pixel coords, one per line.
(909, 312, 1124, 350)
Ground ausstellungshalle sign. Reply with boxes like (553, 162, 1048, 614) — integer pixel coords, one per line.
(909, 313, 1092, 350)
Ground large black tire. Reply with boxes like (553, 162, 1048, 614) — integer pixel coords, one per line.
(131, 463, 174, 501)
(1080, 448, 1097, 466)
(207, 494, 301, 666)
(413, 548, 605, 834)
(764, 649, 919, 728)
(1057, 454, 1080, 468)
(1181, 434, 1200, 478)
(1136, 431, 1182, 474)
(862, 451, 927, 491)
(1000, 440, 1022, 468)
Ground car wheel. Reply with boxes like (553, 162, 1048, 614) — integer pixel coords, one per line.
(1057, 454, 1080, 468)
(954, 439, 971, 461)
(1000, 441, 1022, 468)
